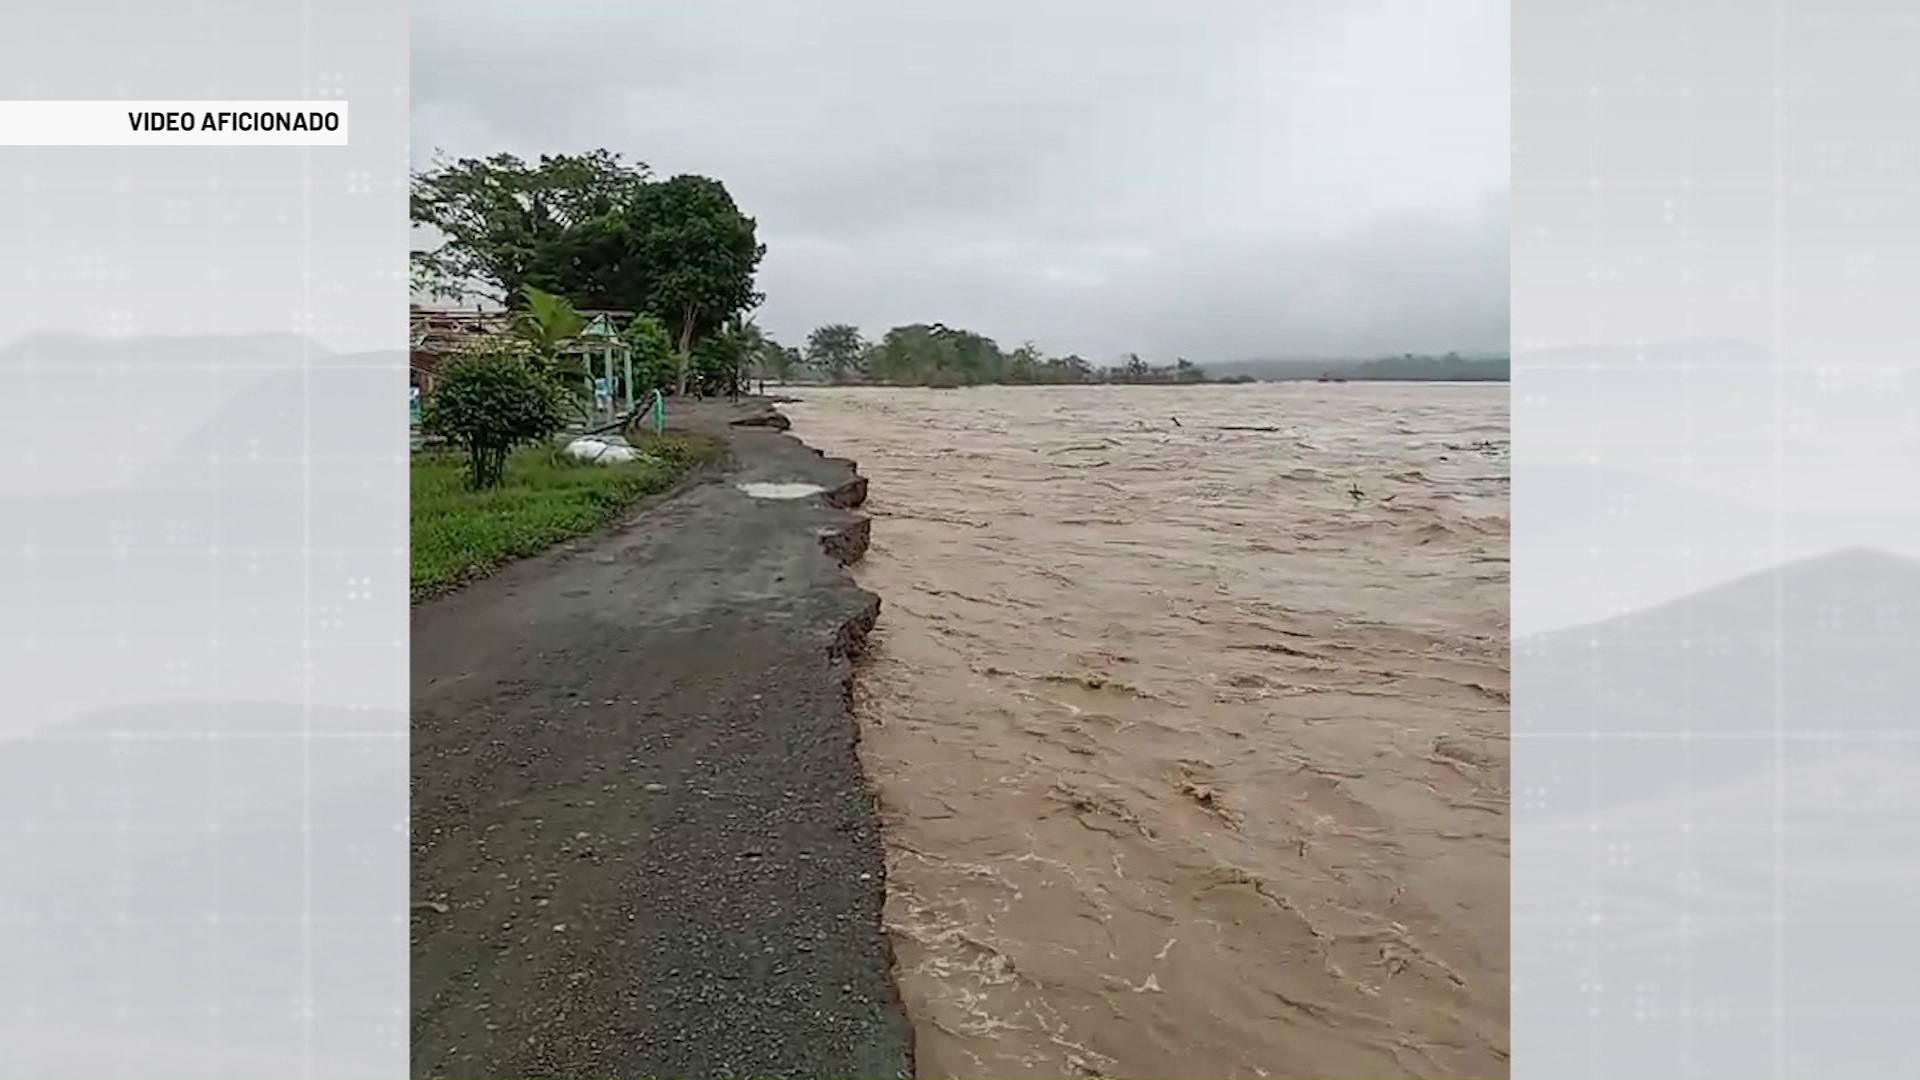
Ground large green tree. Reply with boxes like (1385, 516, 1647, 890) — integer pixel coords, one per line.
(805, 324, 867, 384)
(410, 150, 652, 304)
(526, 175, 765, 395)
(631, 175, 766, 395)
(860, 322, 1008, 386)
(412, 152, 766, 397)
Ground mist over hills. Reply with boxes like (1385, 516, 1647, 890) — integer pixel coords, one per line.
(0, 332, 403, 741)
(1514, 547, 1920, 1077)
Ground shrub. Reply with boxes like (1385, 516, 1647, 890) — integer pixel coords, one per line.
(692, 330, 747, 397)
(421, 337, 569, 489)
(623, 314, 676, 396)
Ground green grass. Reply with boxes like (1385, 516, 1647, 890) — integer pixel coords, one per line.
(411, 434, 722, 599)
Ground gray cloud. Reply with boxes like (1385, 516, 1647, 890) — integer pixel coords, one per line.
(412, 0, 1509, 362)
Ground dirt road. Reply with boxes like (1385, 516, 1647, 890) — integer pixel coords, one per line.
(409, 400, 913, 1079)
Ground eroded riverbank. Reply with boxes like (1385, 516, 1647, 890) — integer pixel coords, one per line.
(410, 399, 913, 1079)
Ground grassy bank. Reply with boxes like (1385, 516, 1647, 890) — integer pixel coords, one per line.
(411, 435, 721, 599)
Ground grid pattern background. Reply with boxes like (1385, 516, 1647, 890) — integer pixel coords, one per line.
(0, 1, 408, 1077)
(1514, 1, 1920, 1077)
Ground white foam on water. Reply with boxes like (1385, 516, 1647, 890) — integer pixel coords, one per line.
(736, 481, 826, 500)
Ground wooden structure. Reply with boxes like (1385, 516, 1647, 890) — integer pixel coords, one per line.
(409, 305, 639, 417)
(409, 308, 510, 395)
(572, 312, 632, 421)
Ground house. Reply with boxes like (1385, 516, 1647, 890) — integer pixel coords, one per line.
(409, 306, 511, 395)
(407, 304, 640, 399)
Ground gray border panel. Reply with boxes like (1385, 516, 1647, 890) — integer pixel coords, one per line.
(0, 2, 407, 1077)
(1515, 2, 1920, 1077)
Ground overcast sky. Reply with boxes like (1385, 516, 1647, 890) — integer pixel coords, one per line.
(412, 0, 1509, 363)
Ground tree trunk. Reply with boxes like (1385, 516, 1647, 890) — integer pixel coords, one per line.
(673, 303, 697, 397)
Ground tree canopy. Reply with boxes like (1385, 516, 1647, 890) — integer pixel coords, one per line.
(804, 324, 867, 383)
(410, 150, 654, 305)
(792, 321, 1210, 388)
(412, 151, 766, 395)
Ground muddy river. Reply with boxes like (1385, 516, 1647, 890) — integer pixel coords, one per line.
(785, 383, 1509, 1079)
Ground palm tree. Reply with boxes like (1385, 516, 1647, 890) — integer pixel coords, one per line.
(512, 285, 587, 362)
(723, 317, 768, 397)
(510, 285, 593, 419)
(806, 323, 867, 384)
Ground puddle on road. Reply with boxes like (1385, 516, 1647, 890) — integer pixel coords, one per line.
(736, 481, 826, 500)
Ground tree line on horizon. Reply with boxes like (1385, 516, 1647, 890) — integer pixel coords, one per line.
(410, 149, 1504, 396)
(759, 322, 1220, 388)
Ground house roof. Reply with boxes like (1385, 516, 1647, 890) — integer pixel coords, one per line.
(408, 306, 637, 358)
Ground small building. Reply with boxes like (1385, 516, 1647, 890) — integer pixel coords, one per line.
(408, 303, 640, 411)
(410, 347, 442, 395)
(409, 306, 511, 395)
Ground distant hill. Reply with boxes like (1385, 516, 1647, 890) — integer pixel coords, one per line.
(1512, 546, 1920, 1077)
(0, 701, 406, 1075)
(1516, 546, 1920, 809)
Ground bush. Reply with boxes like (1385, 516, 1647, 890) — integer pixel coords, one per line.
(421, 337, 569, 489)
(692, 331, 747, 397)
(622, 314, 676, 396)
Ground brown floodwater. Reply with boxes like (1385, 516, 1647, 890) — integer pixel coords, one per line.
(783, 383, 1510, 1080)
